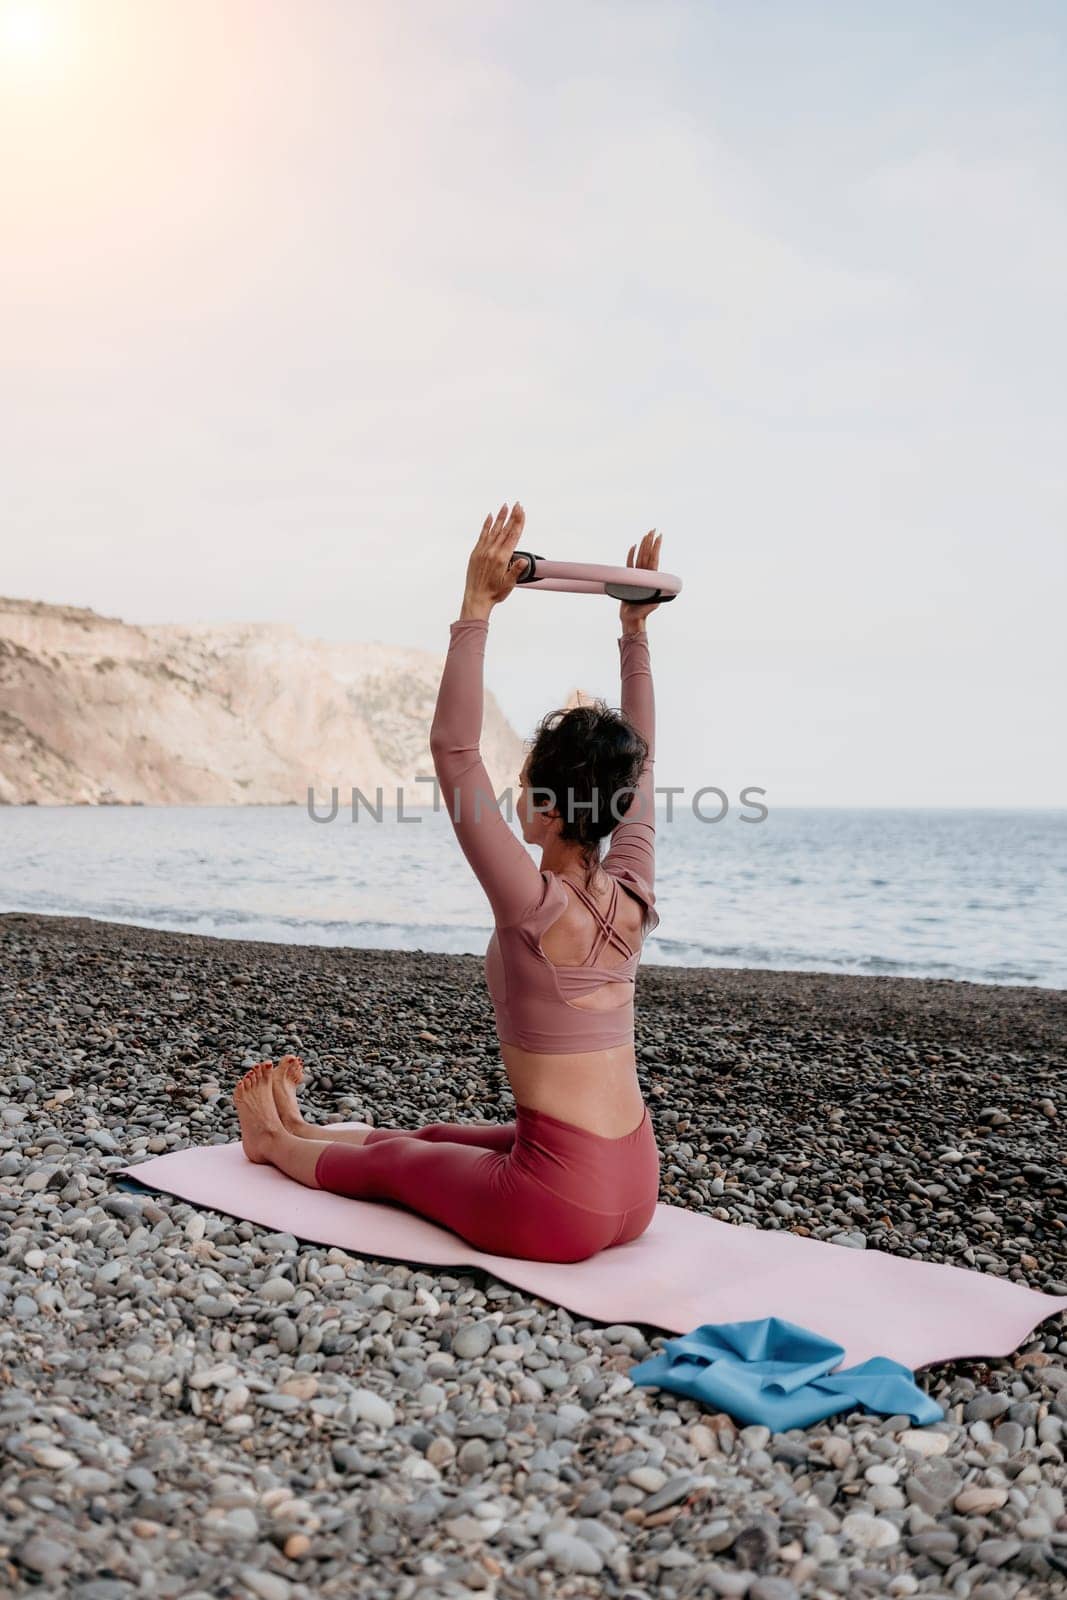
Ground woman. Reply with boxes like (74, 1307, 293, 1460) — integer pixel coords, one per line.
(233, 501, 665, 1262)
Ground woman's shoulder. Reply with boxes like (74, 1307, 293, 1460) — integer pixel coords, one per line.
(498, 870, 565, 935)
(604, 866, 660, 936)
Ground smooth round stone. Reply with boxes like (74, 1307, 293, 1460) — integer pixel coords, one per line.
(689, 1423, 718, 1457)
(1033, 1484, 1065, 1519)
(219, 1507, 259, 1538)
(965, 1393, 1012, 1422)
(257, 1393, 301, 1413)
(642, 1474, 698, 1514)
(976, 1538, 1021, 1567)
(553, 1404, 588, 1439)
(259, 1278, 296, 1304)
(443, 1513, 495, 1542)
(456, 1438, 492, 1475)
(818, 1436, 852, 1469)
(542, 1531, 604, 1575)
(841, 1513, 900, 1550)
(423, 1438, 454, 1471)
(705, 1569, 755, 1597)
(32, 1445, 78, 1470)
(350, 1389, 395, 1428)
(866, 1485, 906, 1511)
(194, 1296, 233, 1319)
(71, 1467, 113, 1494)
(906, 1459, 961, 1512)
(898, 1429, 950, 1457)
(909, 1530, 958, 1559)
(452, 1322, 494, 1360)
(601, 1324, 648, 1352)
(537, 1366, 569, 1391)
(865, 1464, 899, 1485)
(955, 1485, 1008, 1514)
(271, 1318, 299, 1354)
(23, 1170, 57, 1192)
(572, 1518, 618, 1554)
(749, 1580, 799, 1600)
(238, 1570, 291, 1600)
(628, 1465, 668, 1493)
(699, 1521, 737, 1555)
(15, 1536, 71, 1574)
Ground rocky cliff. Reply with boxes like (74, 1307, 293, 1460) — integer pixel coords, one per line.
(0, 597, 542, 807)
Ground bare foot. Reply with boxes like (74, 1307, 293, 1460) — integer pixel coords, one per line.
(272, 1055, 306, 1135)
(271, 1054, 376, 1145)
(234, 1061, 285, 1164)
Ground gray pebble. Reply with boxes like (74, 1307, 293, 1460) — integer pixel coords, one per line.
(542, 1530, 604, 1574)
(16, 1535, 71, 1574)
(238, 1570, 291, 1600)
(976, 1538, 1022, 1567)
(749, 1580, 799, 1600)
(452, 1321, 495, 1360)
(965, 1391, 1012, 1422)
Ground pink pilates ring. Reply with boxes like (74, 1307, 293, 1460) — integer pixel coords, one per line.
(508, 551, 682, 604)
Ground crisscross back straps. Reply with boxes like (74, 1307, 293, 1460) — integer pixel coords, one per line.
(563, 874, 635, 964)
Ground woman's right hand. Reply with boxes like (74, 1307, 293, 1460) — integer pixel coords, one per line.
(619, 529, 663, 631)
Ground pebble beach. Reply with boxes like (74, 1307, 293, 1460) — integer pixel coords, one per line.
(1, 911, 1066, 1600)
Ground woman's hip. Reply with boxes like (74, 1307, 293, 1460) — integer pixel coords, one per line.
(511, 1101, 660, 1212)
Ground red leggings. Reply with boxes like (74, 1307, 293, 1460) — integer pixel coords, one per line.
(313, 1103, 660, 1263)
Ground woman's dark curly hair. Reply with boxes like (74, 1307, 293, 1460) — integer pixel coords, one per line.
(523, 699, 649, 893)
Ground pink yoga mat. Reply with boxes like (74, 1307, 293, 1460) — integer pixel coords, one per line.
(121, 1132, 1067, 1372)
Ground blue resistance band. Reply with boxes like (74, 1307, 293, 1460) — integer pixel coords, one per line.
(629, 1316, 944, 1431)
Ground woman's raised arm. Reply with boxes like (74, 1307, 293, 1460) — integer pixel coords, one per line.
(601, 627, 658, 927)
(429, 502, 544, 927)
(430, 617, 545, 927)
(602, 529, 663, 932)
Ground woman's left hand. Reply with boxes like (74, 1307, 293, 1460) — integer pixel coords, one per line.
(463, 501, 525, 613)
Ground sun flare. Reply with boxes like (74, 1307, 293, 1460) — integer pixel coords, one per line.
(1, 0, 56, 66)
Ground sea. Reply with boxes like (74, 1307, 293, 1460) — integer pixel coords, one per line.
(1, 804, 1064, 989)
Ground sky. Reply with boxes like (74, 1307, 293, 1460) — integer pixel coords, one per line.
(1, 0, 1064, 806)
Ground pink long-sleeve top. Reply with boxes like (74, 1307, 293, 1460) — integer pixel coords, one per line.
(429, 617, 659, 1054)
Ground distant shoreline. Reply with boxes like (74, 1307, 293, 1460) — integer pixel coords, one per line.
(4, 909, 1064, 1024)
(3, 904, 1064, 995)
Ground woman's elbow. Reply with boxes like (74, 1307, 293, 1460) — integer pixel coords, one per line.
(429, 740, 465, 793)
(429, 740, 448, 781)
